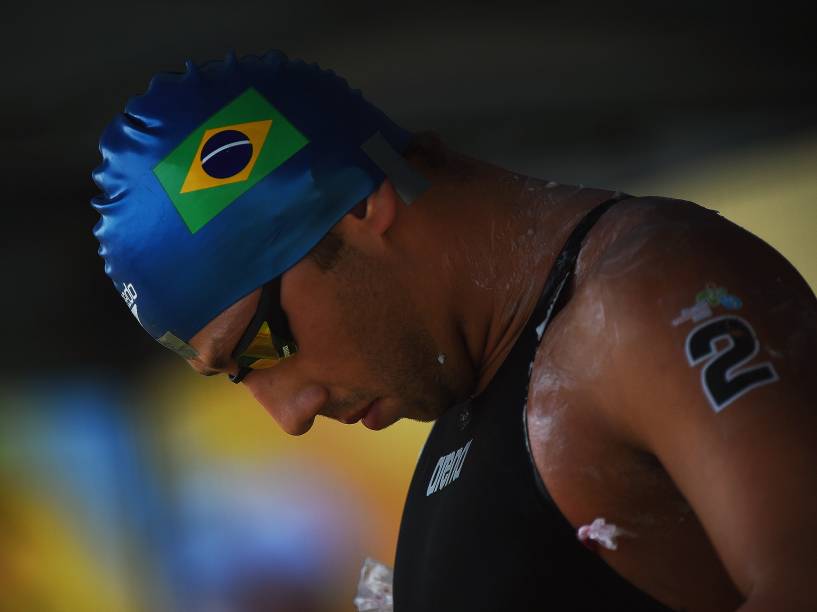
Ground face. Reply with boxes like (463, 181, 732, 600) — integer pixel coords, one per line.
(188, 243, 458, 435)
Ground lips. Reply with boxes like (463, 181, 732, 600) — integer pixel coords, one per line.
(340, 400, 377, 425)
(362, 398, 388, 430)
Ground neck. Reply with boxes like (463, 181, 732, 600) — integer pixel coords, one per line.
(414, 166, 616, 400)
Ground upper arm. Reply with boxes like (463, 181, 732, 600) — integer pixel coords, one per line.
(586, 197, 817, 598)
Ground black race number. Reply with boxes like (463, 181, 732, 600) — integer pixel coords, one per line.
(685, 315, 778, 412)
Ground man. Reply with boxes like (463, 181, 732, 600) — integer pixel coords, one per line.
(93, 51, 817, 611)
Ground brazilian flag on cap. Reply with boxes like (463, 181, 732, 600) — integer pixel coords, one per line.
(154, 87, 308, 233)
(93, 51, 415, 344)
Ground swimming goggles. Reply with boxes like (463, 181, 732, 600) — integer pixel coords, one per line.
(229, 278, 298, 383)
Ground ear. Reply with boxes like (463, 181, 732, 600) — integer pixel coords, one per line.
(340, 178, 400, 238)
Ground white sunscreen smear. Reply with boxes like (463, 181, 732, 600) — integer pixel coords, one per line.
(577, 517, 627, 551)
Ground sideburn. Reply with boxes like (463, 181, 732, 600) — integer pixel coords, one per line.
(307, 200, 366, 272)
(307, 230, 347, 272)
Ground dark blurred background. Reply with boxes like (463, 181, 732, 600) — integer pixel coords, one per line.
(1, 1, 815, 610)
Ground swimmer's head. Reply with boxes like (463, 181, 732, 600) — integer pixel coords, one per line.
(91, 50, 419, 355)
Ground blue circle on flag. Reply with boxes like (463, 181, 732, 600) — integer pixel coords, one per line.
(201, 129, 253, 179)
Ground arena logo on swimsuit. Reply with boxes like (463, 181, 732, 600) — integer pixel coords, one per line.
(426, 439, 473, 496)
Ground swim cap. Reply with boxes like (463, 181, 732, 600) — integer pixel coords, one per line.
(92, 50, 426, 355)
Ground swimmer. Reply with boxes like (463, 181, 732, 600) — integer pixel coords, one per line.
(91, 51, 817, 611)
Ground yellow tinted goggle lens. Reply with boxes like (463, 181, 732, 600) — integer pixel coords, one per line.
(236, 321, 297, 370)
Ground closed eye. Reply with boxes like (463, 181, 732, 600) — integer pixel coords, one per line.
(189, 352, 233, 377)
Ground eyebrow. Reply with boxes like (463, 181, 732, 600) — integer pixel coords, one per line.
(193, 337, 235, 376)
(196, 365, 223, 377)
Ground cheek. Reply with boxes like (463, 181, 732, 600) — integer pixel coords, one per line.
(283, 254, 406, 379)
(294, 300, 355, 358)
(284, 272, 346, 348)
(287, 294, 373, 385)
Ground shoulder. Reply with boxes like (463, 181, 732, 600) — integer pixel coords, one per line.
(574, 195, 735, 282)
(565, 193, 816, 443)
(581, 194, 813, 318)
(574, 193, 814, 327)
(528, 195, 817, 601)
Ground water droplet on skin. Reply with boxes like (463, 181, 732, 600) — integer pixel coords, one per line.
(437, 353, 446, 365)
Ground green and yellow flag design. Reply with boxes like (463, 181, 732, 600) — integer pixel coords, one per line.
(154, 87, 308, 234)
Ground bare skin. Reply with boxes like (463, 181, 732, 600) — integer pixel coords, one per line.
(188, 150, 615, 433)
(527, 197, 817, 610)
(187, 143, 817, 610)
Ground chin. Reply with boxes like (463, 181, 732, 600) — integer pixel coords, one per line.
(366, 389, 452, 429)
(406, 397, 449, 423)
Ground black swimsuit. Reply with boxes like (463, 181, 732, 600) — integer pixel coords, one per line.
(393, 193, 675, 611)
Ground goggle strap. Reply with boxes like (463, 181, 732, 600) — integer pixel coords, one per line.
(232, 283, 275, 357)
(266, 277, 293, 341)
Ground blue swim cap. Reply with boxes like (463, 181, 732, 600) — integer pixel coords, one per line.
(92, 51, 423, 355)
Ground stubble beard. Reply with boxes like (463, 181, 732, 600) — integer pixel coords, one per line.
(334, 247, 457, 425)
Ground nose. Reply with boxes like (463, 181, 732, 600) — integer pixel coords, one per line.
(245, 374, 329, 435)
